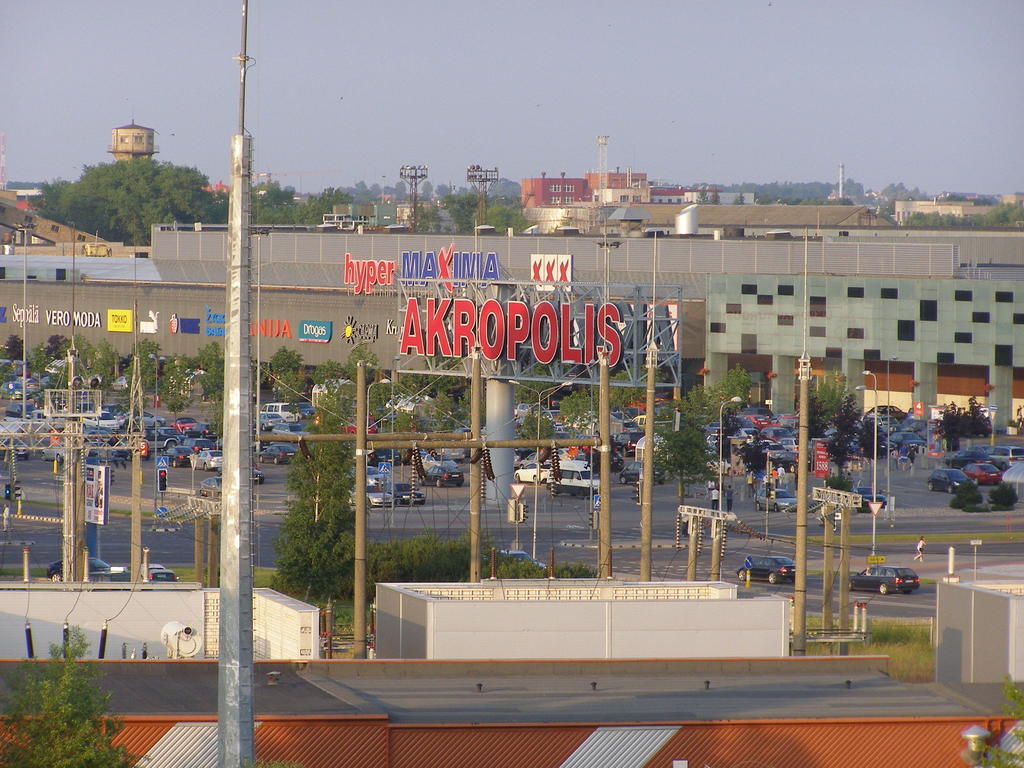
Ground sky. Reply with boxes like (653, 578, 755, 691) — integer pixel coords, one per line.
(5, 0, 1022, 196)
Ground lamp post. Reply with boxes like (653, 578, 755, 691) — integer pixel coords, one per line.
(886, 356, 896, 520)
(531, 381, 572, 561)
(857, 370, 879, 555)
(718, 397, 743, 510)
(367, 377, 392, 515)
(148, 353, 164, 409)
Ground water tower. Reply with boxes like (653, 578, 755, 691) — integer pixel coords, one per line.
(108, 123, 157, 162)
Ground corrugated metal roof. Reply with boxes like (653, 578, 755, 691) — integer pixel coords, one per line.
(256, 720, 388, 768)
(110, 718, 176, 762)
(389, 724, 592, 768)
(561, 726, 676, 768)
(135, 722, 224, 768)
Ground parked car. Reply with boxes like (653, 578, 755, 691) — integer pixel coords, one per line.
(849, 566, 920, 595)
(885, 431, 927, 451)
(195, 450, 223, 471)
(172, 417, 198, 433)
(366, 489, 394, 508)
(257, 444, 296, 464)
(251, 466, 265, 484)
(611, 430, 646, 456)
(736, 555, 796, 584)
(499, 549, 546, 569)
(271, 422, 308, 436)
(149, 426, 182, 450)
(4, 402, 36, 418)
(851, 486, 887, 514)
(988, 445, 1024, 463)
(198, 476, 222, 498)
(257, 412, 287, 432)
(513, 461, 550, 483)
(181, 437, 217, 454)
(754, 487, 798, 513)
(947, 449, 1009, 471)
(425, 463, 464, 487)
(961, 462, 1003, 485)
(618, 460, 666, 485)
(147, 564, 178, 582)
(927, 468, 970, 493)
(391, 482, 425, 506)
(162, 445, 194, 468)
(47, 557, 113, 582)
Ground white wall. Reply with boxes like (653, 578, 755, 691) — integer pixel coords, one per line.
(376, 582, 789, 660)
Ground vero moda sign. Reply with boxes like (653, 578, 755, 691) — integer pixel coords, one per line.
(298, 320, 333, 343)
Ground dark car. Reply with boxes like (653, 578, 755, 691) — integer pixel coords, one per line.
(850, 565, 920, 595)
(928, 468, 970, 493)
(257, 444, 296, 464)
(162, 445, 194, 468)
(149, 426, 182, 450)
(851, 486, 887, 514)
(946, 449, 1009, 471)
(618, 460, 666, 485)
(425, 464, 464, 487)
(199, 476, 222, 498)
(962, 462, 1003, 485)
(737, 555, 796, 585)
(181, 437, 217, 454)
(251, 466, 265, 484)
(392, 482, 426, 506)
(612, 431, 646, 456)
(754, 487, 797, 513)
(47, 557, 113, 582)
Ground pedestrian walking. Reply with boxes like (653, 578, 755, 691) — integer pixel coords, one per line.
(710, 486, 720, 510)
(725, 486, 734, 513)
(913, 536, 926, 562)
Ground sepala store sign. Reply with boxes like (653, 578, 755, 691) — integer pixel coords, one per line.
(399, 298, 623, 366)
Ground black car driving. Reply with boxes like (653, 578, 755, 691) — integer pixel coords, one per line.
(392, 482, 426, 505)
(736, 555, 796, 584)
(849, 566, 920, 595)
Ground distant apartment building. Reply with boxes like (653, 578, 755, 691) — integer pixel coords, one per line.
(894, 199, 995, 224)
(520, 173, 590, 208)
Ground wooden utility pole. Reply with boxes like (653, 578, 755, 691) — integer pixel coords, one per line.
(640, 344, 656, 581)
(353, 362, 368, 659)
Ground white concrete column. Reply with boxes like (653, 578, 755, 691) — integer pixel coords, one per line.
(771, 354, 796, 414)
(992, 364, 1013, 432)
(485, 378, 515, 504)
(915, 361, 938, 409)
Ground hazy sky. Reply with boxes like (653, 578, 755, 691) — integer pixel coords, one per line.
(6, 0, 1022, 195)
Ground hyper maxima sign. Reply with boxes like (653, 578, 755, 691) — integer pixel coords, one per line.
(344, 244, 500, 294)
(399, 298, 623, 366)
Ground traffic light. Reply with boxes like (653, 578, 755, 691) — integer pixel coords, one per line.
(634, 481, 641, 505)
(507, 498, 518, 523)
(157, 469, 167, 492)
(3, 484, 10, 500)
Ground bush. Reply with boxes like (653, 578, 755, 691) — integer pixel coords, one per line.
(950, 480, 982, 510)
(824, 473, 852, 491)
(990, 482, 1019, 511)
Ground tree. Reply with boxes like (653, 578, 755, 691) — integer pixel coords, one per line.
(556, 391, 597, 433)
(4, 334, 23, 360)
(655, 425, 714, 501)
(935, 403, 967, 451)
(269, 346, 305, 403)
(39, 158, 221, 245)
(159, 356, 196, 416)
(814, 370, 848, 424)
(272, 389, 356, 602)
(825, 393, 861, 472)
(0, 626, 133, 768)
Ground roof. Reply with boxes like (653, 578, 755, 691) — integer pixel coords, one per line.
(688, 204, 875, 228)
(605, 207, 651, 222)
(114, 123, 153, 131)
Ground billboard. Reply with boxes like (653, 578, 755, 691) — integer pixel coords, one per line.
(84, 464, 109, 525)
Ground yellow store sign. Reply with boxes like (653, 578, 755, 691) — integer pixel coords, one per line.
(107, 309, 134, 333)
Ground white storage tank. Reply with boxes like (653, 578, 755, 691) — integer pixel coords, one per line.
(675, 204, 699, 235)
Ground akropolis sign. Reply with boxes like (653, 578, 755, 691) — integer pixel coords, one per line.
(399, 297, 624, 366)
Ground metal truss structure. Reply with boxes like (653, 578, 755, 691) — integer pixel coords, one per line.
(397, 278, 685, 388)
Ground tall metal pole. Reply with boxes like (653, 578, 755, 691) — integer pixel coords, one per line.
(886, 356, 895, 525)
(640, 344, 656, 581)
(218, 0, 255, 762)
(859, 372, 879, 555)
(130, 356, 142, 582)
(822, 505, 834, 632)
(353, 362, 368, 658)
(792, 353, 811, 656)
(469, 351, 481, 581)
(598, 353, 612, 577)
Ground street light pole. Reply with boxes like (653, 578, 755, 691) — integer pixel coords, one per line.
(886, 356, 896, 521)
(857, 371, 879, 555)
(718, 397, 743, 510)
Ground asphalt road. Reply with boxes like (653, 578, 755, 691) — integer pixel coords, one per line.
(3, 436, 1023, 623)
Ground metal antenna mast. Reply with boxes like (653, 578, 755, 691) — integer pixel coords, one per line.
(466, 165, 498, 228)
(219, 0, 255, 763)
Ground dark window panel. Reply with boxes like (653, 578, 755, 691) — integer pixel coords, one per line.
(847, 328, 865, 339)
(777, 315, 794, 326)
(810, 326, 826, 337)
(825, 347, 842, 359)
(777, 284, 795, 296)
(955, 290, 973, 301)
(880, 287, 899, 299)
(710, 322, 726, 333)
(995, 345, 1013, 367)
(954, 332, 972, 343)
(995, 291, 1014, 303)
(847, 286, 865, 298)
(897, 320, 915, 341)
(741, 284, 757, 295)
(864, 349, 881, 360)
(972, 311, 990, 323)
(726, 303, 742, 314)
(741, 334, 757, 354)
(937, 352, 954, 364)
(920, 299, 938, 321)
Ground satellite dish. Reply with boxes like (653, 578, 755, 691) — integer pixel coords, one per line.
(160, 621, 202, 659)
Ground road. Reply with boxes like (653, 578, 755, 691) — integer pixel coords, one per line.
(4, 438, 1023, 623)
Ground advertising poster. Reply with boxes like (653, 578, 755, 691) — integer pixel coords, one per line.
(84, 465, 109, 525)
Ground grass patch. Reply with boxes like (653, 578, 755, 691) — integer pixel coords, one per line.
(170, 566, 277, 588)
(808, 618, 933, 683)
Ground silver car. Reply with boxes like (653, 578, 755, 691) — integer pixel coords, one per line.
(195, 450, 223, 471)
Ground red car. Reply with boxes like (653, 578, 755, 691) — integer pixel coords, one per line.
(961, 462, 1003, 485)
(172, 417, 198, 434)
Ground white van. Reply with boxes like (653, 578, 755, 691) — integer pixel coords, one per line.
(260, 402, 298, 423)
(551, 459, 599, 497)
